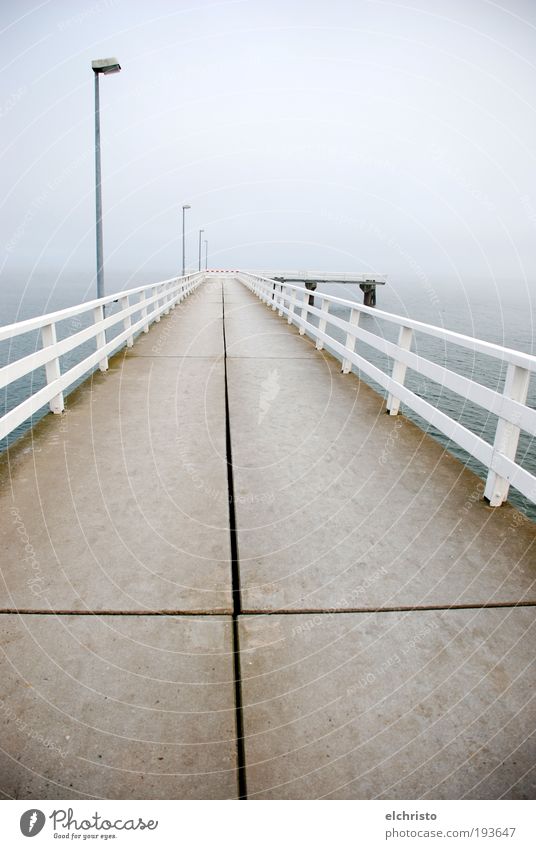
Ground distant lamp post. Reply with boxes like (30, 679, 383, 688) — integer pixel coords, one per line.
(181, 204, 190, 276)
(92, 57, 121, 300)
(198, 229, 204, 272)
(204, 239, 208, 270)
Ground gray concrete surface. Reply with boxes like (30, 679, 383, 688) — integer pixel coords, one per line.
(0, 286, 231, 613)
(239, 608, 536, 799)
(0, 614, 236, 799)
(0, 275, 534, 799)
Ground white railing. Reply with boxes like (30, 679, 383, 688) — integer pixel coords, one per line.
(238, 271, 536, 508)
(0, 272, 205, 443)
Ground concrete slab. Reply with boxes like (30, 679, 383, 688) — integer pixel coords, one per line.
(212, 276, 254, 303)
(227, 355, 536, 610)
(129, 292, 223, 358)
(225, 314, 318, 359)
(0, 614, 237, 799)
(239, 608, 536, 799)
(0, 354, 232, 612)
(221, 280, 318, 358)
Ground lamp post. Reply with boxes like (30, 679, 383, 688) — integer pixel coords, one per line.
(92, 57, 121, 300)
(181, 204, 191, 276)
(204, 239, 208, 270)
(198, 229, 204, 272)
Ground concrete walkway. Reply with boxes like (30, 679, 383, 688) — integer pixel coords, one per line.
(0, 277, 534, 799)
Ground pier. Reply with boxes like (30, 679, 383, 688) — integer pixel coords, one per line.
(0, 273, 535, 799)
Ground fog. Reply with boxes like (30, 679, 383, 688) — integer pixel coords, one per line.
(1, 0, 536, 309)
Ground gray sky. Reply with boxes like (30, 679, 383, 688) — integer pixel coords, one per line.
(1, 0, 536, 298)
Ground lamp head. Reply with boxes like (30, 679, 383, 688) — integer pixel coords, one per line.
(92, 57, 121, 75)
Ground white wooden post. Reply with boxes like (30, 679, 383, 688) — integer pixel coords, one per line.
(342, 308, 360, 374)
(287, 288, 297, 325)
(484, 363, 530, 506)
(120, 295, 134, 347)
(278, 285, 285, 316)
(163, 282, 171, 315)
(139, 291, 149, 333)
(316, 299, 330, 351)
(153, 286, 161, 322)
(93, 305, 109, 370)
(386, 326, 413, 414)
(299, 289, 309, 335)
(169, 280, 177, 309)
(271, 282, 278, 311)
(41, 323, 64, 413)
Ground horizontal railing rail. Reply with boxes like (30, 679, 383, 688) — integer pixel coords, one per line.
(0, 272, 205, 443)
(238, 271, 536, 508)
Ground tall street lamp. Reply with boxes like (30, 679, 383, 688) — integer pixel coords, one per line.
(181, 204, 190, 276)
(204, 239, 208, 270)
(198, 229, 204, 272)
(92, 57, 121, 300)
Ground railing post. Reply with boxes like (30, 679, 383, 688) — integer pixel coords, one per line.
(139, 291, 149, 333)
(386, 326, 413, 414)
(169, 279, 177, 309)
(316, 299, 330, 351)
(271, 281, 278, 311)
(287, 288, 297, 325)
(120, 295, 134, 347)
(153, 286, 161, 322)
(484, 363, 530, 506)
(278, 285, 285, 316)
(342, 307, 360, 373)
(299, 289, 309, 335)
(41, 323, 64, 413)
(93, 305, 109, 370)
(163, 282, 171, 315)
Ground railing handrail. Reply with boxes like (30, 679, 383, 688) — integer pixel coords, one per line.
(0, 272, 206, 444)
(238, 271, 536, 509)
(0, 272, 204, 342)
(242, 272, 536, 373)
